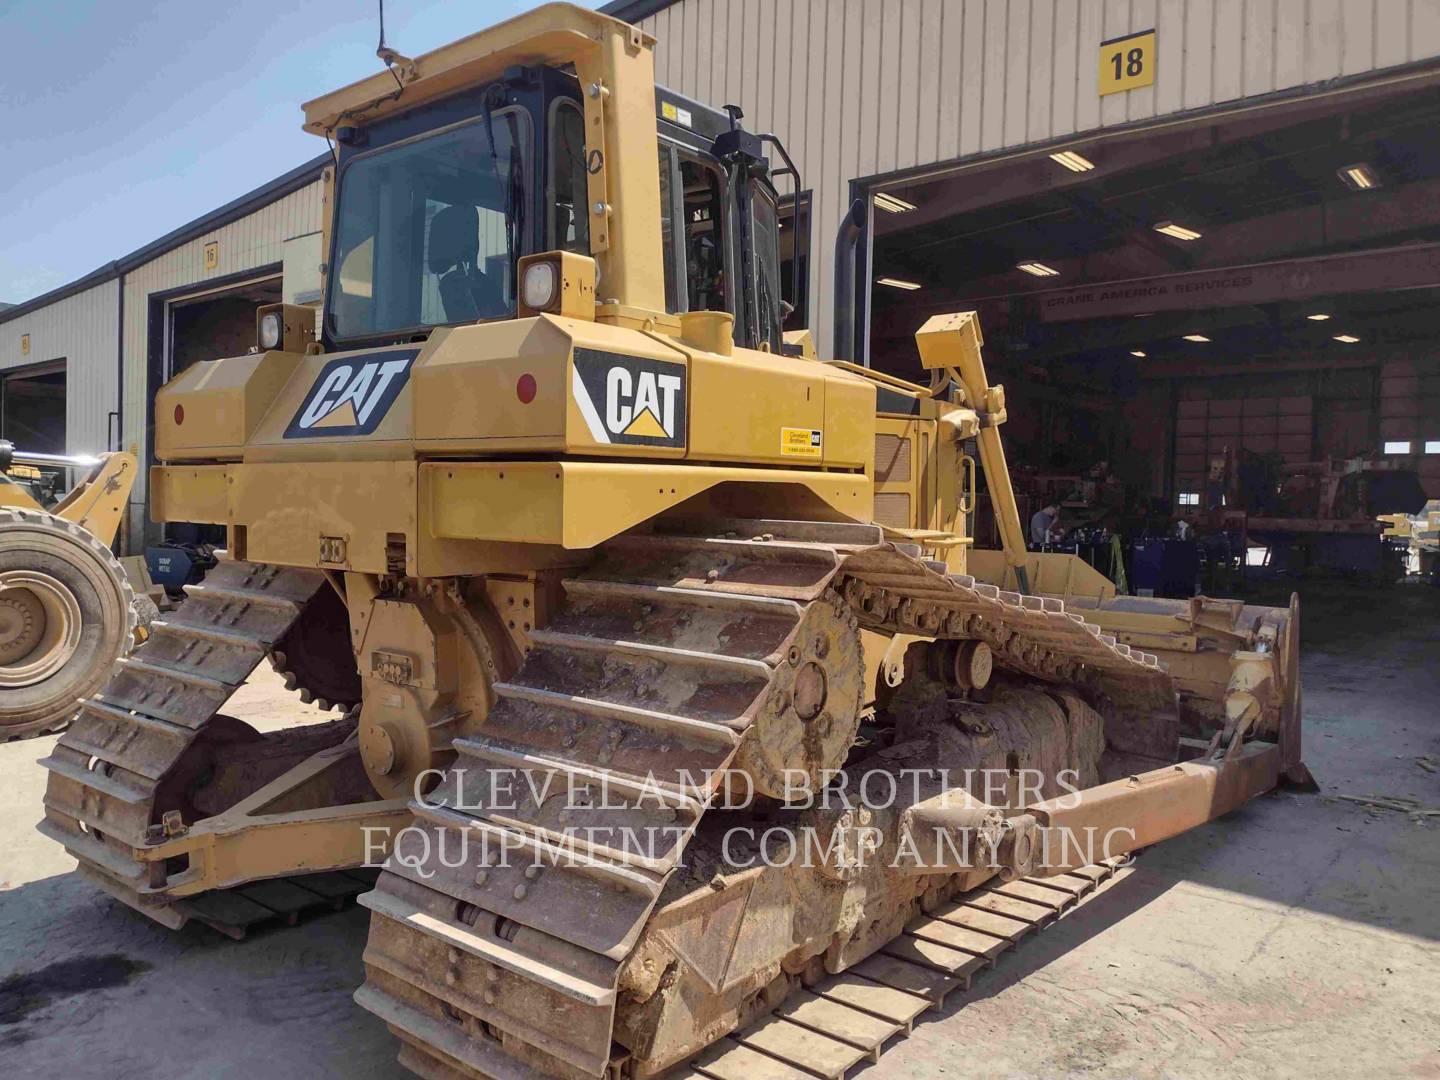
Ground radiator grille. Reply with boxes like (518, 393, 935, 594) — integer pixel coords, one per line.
(875, 434, 912, 484)
(873, 492, 912, 528)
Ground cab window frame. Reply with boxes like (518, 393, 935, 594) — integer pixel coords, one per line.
(656, 135, 737, 321)
(320, 78, 543, 352)
(749, 178, 785, 352)
(546, 95, 590, 255)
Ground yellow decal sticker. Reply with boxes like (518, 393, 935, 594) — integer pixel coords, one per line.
(781, 427, 823, 459)
(1098, 29, 1156, 96)
(660, 100, 693, 128)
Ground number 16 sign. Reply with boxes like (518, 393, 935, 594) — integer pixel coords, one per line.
(1099, 29, 1156, 96)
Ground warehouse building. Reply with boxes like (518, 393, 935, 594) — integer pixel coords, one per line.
(0, 156, 329, 551)
(610, 0, 1440, 573)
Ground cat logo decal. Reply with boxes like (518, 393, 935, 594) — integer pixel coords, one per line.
(571, 347, 687, 448)
(284, 348, 420, 439)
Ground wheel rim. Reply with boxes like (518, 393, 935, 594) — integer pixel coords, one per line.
(0, 569, 84, 687)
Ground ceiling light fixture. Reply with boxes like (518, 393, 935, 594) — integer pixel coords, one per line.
(876, 276, 921, 290)
(1049, 150, 1095, 173)
(1337, 163, 1380, 191)
(1130, 350, 1147, 358)
(874, 192, 917, 213)
(1306, 313, 1331, 321)
(1154, 221, 1203, 241)
(1333, 333, 1360, 343)
(1016, 261, 1060, 277)
(1183, 334, 1211, 343)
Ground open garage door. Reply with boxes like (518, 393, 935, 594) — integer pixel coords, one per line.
(160, 274, 282, 382)
(0, 360, 76, 509)
(144, 273, 283, 552)
(1, 359, 65, 454)
(859, 75, 1440, 578)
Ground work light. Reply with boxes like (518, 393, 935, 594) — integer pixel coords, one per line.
(259, 311, 283, 350)
(521, 260, 558, 311)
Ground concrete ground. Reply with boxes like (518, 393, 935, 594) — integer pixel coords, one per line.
(1, 583, 1437, 1079)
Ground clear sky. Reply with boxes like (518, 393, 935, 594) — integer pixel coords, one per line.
(0, 0, 605, 304)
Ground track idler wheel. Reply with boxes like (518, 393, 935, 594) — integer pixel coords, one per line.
(732, 591, 864, 799)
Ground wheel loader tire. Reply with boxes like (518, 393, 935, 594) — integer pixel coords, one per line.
(0, 508, 135, 741)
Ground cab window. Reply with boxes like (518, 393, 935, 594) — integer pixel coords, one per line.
(751, 186, 783, 350)
(328, 107, 532, 339)
(681, 154, 728, 314)
(548, 98, 589, 253)
(657, 141, 730, 316)
(658, 144, 681, 312)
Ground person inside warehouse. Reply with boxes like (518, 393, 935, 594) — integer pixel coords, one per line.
(1030, 502, 1062, 549)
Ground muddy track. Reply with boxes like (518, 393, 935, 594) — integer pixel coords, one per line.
(356, 519, 1169, 1080)
(36, 560, 354, 926)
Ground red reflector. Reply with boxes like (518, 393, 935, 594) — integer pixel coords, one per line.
(174, 404, 185, 425)
(516, 373, 537, 404)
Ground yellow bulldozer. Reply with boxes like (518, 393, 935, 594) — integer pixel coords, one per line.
(39, 5, 1310, 1077)
(1, 441, 145, 740)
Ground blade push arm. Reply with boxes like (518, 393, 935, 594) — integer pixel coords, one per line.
(914, 312, 1031, 592)
(897, 741, 1280, 880)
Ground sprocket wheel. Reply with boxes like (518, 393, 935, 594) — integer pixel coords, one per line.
(267, 580, 361, 712)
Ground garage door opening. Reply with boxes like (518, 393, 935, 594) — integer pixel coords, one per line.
(145, 272, 283, 555)
(1, 359, 71, 504)
(861, 75, 1440, 583)
(1, 359, 65, 455)
(160, 275, 282, 383)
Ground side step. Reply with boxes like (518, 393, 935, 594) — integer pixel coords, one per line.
(675, 859, 1134, 1080)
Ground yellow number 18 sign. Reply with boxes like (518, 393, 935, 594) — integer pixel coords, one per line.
(1099, 29, 1156, 95)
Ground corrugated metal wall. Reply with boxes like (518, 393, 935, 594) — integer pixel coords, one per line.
(1380, 352, 1440, 495)
(638, 0, 1440, 356)
(121, 179, 325, 539)
(0, 280, 120, 456)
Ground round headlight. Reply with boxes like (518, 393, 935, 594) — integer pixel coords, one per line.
(522, 261, 558, 311)
(259, 312, 283, 350)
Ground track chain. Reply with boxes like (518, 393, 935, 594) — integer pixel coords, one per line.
(675, 859, 1135, 1080)
(356, 521, 1167, 1080)
(37, 559, 337, 924)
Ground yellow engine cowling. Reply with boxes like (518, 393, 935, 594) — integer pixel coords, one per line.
(151, 314, 881, 578)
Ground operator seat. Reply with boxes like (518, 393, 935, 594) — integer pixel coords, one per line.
(428, 204, 504, 320)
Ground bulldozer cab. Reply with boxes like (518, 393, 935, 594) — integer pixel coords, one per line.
(322, 57, 790, 354)
(652, 88, 790, 350)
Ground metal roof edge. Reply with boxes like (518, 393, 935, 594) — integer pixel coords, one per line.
(0, 152, 330, 328)
(0, 263, 122, 327)
(598, 0, 679, 24)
